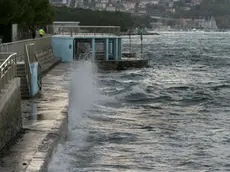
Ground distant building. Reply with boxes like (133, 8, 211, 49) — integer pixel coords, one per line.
(137, 7, 147, 15)
(105, 4, 116, 11)
(194, 17, 218, 30)
(52, 21, 80, 34)
(95, 2, 107, 10)
(123, 0, 136, 11)
(50, 0, 68, 6)
(166, 7, 176, 13)
(191, 0, 202, 6)
(151, 0, 159, 5)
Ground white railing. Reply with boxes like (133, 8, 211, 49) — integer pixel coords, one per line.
(0, 53, 17, 94)
(78, 50, 93, 61)
(51, 26, 121, 36)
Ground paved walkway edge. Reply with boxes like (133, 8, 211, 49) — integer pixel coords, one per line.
(25, 110, 68, 172)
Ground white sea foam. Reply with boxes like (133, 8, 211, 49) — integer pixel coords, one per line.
(48, 61, 100, 172)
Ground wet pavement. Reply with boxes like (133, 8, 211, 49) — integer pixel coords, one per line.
(0, 63, 72, 172)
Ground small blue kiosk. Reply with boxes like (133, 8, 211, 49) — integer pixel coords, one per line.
(51, 26, 149, 69)
(52, 35, 122, 62)
(51, 26, 123, 62)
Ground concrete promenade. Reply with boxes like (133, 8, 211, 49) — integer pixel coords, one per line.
(0, 63, 72, 172)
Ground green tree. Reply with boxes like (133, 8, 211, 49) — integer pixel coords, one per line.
(32, 0, 55, 26)
(0, 0, 18, 24)
(0, 0, 54, 27)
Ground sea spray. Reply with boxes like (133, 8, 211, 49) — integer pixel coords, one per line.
(44, 33, 230, 172)
(68, 60, 99, 131)
(48, 60, 99, 172)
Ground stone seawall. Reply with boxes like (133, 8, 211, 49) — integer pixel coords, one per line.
(0, 63, 70, 172)
(0, 78, 22, 150)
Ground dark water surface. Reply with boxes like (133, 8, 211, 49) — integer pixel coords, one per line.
(48, 32, 230, 172)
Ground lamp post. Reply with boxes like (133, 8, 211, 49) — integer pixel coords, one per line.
(128, 29, 132, 53)
(137, 27, 143, 55)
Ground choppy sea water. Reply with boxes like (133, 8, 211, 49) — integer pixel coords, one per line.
(48, 32, 230, 172)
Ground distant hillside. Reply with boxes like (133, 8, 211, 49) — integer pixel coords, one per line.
(174, 0, 230, 28)
(54, 7, 152, 31)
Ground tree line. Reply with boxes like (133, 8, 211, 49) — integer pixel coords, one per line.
(0, 0, 54, 27)
(54, 7, 151, 31)
(0, 0, 151, 31)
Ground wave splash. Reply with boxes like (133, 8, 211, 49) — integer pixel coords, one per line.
(48, 61, 101, 172)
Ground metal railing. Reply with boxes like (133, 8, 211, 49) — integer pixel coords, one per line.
(78, 50, 92, 61)
(0, 53, 17, 94)
(51, 26, 121, 36)
(24, 44, 33, 95)
(0, 37, 53, 97)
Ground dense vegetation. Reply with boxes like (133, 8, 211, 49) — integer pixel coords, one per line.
(54, 7, 151, 31)
(0, 0, 54, 27)
(0, 0, 151, 32)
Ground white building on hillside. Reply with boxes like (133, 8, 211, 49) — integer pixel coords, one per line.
(52, 21, 80, 34)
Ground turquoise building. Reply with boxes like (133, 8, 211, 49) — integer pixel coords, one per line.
(51, 34, 122, 62)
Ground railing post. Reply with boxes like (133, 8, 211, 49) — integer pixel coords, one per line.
(70, 28, 73, 37)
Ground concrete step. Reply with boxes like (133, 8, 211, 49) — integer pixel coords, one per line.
(17, 69, 26, 73)
(17, 65, 27, 77)
(17, 66, 25, 70)
(20, 78, 28, 85)
(20, 79, 28, 85)
(17, 74, 26, 78)
(17, 71, 26, 75)
(19, 76, 27, 79)
(21, 86, 30, 99)
(21, 93, 30, 99)
(21, 85, 29, 90)
(17, 68, 26, 71)
(20, 86, 29, 91)
(18, 75, 30, 99)
(17, 63, 25, 67)
(20, 80, 28, 86)
(17, 65, 25, 68)
(21, 86, 29, 91)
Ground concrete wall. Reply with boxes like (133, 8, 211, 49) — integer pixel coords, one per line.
(0, 78, 22, 150)
(0, 37, 51, 60)
(0, 37, 60, 99)
(51, 36, 73, 62)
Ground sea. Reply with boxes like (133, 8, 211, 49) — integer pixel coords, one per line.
(48, 32, 230, 172)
